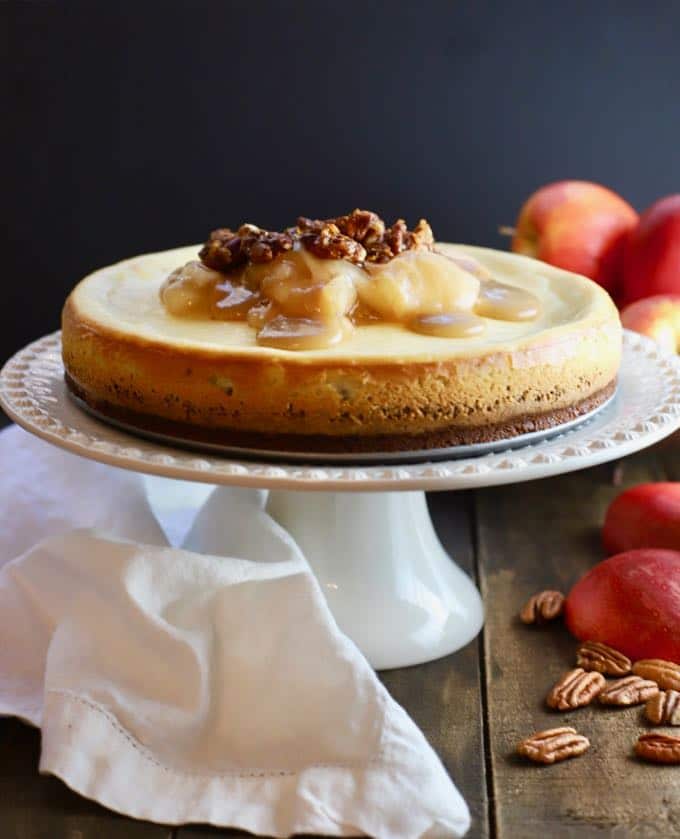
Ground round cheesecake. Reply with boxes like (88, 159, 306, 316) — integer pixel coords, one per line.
(61, 243, 621, 452)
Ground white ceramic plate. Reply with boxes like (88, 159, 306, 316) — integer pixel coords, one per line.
(1, 330, 679, 492)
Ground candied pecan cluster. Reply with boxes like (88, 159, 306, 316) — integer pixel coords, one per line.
(199, 209, 434, 272)
(199, 224, 294, 272)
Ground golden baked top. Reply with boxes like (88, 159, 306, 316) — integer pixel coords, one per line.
(65, 240, 621, 365)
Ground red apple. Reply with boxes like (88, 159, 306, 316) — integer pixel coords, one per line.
(603, 483, 680, 555)
(620, 294, 680, 354)
(621, 195, 680, 305)
(565, 548, 680, 662)
(511, 180, 638, 294)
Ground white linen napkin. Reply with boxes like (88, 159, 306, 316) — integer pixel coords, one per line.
(0, 425, 470, 838)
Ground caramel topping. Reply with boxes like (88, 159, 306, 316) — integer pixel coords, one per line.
(160, 211, 542, 350)
(475, 280, 541, 321)
(410, 312, 487, 338)
(257, 315, 349, 351)
(160, 261, 223, 318)
(214, 281, 260, 320)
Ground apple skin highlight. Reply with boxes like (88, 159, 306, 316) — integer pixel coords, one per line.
(512, 180, 638, 295)
(621, 294, 680, 354)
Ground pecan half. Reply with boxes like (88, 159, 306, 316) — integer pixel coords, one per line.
(517, 727, 590, 764)
(576, 640, 632, 676)
(519, 590, 565, 625)
(645, 690, 680, 725)
(200, 225, 294, 272)
(546, 668, 605, 711)
(635, 732, 680, 764)
(632, 659, 680, 691)
(598, 675, 659, 706)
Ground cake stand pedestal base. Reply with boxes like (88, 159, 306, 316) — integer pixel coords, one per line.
(188, 486, 483, 670)
(268, 490, 483, 669)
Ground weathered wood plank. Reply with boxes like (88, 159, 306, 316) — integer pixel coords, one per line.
(0, 718, 173, 838)
(658, 434, 680, 480)
(384, 492, 488, 838)
(476, 450, 680, 838)
(180, 491, 489, 838)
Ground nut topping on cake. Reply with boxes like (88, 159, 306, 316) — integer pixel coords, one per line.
(298, 220, 368, 264)
(200, 210, 435, 273)
(200, 225, 294, 272)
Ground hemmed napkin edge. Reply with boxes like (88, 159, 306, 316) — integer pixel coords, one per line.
(39, 689, 469, 839)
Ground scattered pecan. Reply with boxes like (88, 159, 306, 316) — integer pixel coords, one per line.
(200, 225, 294, 272)
(546, 668, 606, 711)
(635, 732, 680, 764)
(645, 690, 680, 726)
(598, 675, 659, 706)
(299, 222, 367, 264)
(519, 590, 565, 625)
(576, 640, 632, 676)
(632, 659, 680, 691)
(517, 727, 590, 764)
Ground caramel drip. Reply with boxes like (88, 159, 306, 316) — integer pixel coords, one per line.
(257, 315, 349, 351)
(410, 312, 486, 338)
(475, 279, 541, 321)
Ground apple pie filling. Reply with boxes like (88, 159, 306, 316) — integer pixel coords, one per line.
(160, 211, 541, 350)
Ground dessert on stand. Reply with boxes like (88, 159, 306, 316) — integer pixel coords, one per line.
(62, 210, 621, 454)
(2, 211, 679, 668)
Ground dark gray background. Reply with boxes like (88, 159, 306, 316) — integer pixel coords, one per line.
(2, 0, 680, 381)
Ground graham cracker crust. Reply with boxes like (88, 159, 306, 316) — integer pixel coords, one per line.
(65, 373, 616, 456)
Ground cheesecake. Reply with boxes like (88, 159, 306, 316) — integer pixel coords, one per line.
(61, 210, 621, 453)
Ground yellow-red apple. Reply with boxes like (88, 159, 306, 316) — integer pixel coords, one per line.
(621, 195, 680, 305)
(621, 294, 680, 354)
(511, 180, 638, 295)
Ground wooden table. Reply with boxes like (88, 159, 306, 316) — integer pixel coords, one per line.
(1, 435, 679, 838)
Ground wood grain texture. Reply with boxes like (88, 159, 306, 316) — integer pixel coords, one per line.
(179, 491, 488, 838)
(476, 446, 680, 839)
(0, 719, 173, 839)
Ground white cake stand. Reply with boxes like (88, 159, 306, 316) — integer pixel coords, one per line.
(2, 331, 679, 669)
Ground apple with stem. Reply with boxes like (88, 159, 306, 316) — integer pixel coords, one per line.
(508, 180, 638, 296)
